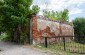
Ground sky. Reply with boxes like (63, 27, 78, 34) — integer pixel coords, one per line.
(33, 0, 85, 21)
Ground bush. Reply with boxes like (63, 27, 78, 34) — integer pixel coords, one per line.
(0, 33, 11, 41)
(20, 32, 28, 43)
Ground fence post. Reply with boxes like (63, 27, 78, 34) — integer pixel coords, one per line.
(63, 37, 66, 51)
(45, 37, 47, 48)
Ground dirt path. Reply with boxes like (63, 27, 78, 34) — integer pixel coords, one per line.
(0, 42, 52, 55)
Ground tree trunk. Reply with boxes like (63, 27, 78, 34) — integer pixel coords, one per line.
(13, 24, 21, 43)
(0, 31, 1, 35)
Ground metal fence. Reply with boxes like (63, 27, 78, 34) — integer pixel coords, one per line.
(44, 35, 85, 54)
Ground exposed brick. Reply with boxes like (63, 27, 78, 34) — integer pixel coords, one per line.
(32, 15, 74, 44)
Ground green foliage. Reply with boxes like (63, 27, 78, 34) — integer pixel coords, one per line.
(32, 5, 40, 14)
(0, 0, 4, 5)
(0, 33, 11, 41)
(43, 9, 69, 21)
(61, 9, 69, 21)
(43, 10, 57, 20)
(73, 18, 85, 35)
(0, 0, 40, 42)
(20, 32, 27, 43)
(0, 0, 40, 31)
(0, 0, 32, 31)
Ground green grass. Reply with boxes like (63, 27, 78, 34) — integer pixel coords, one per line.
(66, 42, 85, 53)
(34, 42, 85, 55)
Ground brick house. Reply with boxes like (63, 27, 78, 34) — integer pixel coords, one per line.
(30, 15, 74, 44)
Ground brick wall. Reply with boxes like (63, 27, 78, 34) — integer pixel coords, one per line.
(32, 15, 74, 44)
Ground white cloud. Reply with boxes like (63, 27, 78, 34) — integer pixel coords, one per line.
(33, 0, 85, 15)
(69, 8, 83, 15)
(47, 0, 85, 11)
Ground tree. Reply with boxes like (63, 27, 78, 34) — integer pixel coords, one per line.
(31, 5, 40, 14)
(0, 0, 39, 43)
(73, 18, 85, 43)
(73, 18, 85, 35)
(43, 10, 57, 20)
(43, 9, 69, 21)
(61, 9, 69, 21)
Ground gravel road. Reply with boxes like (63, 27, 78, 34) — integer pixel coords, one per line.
(0, 42, 52, 55)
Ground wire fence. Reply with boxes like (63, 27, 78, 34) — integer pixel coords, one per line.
(44, 35, 85, 54)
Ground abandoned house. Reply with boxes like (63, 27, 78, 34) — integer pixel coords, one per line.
(30, 15, 74, 44)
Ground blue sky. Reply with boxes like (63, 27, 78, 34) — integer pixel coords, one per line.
(33, 0, 85, 21)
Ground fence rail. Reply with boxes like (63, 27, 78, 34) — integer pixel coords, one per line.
(44, 35, 85, 54)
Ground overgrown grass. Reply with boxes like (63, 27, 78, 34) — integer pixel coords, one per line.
(66, 42, 85, 53)
(34, 42, 85, 55)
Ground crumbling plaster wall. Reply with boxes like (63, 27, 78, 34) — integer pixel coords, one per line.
(32, 15, 74, 44)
